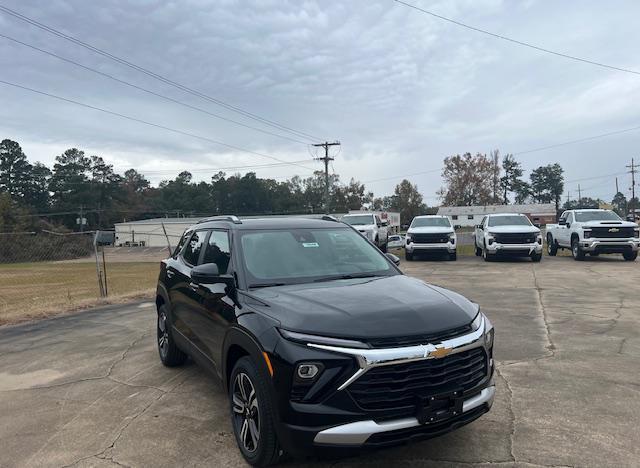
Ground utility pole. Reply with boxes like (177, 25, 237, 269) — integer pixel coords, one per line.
(79, 205, 84, 233)
(577, 184, 582, 207)
(615, 177, 619, 194)
(627, 158, 637, 216)
(566, 191, 571, 206)
(312, 141, 341, 213)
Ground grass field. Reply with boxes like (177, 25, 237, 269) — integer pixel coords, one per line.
(0, 262, 160, 325)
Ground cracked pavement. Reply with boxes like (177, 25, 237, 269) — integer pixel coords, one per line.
(1, 255, 639, 467)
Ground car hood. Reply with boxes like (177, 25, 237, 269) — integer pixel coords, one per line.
(581, 220, 638, 228)
(249, 275, 478, 339)
(486, 225, 540, 234)
(408, 227, 454, 234)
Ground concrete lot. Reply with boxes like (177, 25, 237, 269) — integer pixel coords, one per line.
(1, 255, 639, 467)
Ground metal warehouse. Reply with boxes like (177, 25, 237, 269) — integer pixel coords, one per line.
(437, 204, 557, 227)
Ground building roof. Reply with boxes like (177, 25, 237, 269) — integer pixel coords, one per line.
(437, 203, 556, 216)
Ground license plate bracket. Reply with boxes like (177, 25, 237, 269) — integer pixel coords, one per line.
(415, 390, 464, 425)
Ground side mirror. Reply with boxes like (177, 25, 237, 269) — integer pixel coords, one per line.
(386, 253, 401, 266)
(191, 263, 234, 287)
(566, 223, 571, 229)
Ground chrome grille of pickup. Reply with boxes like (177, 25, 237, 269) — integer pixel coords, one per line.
(348, 348, 487, 413)
(411, 233, 450, 244)
(494, 233, 536, 244)
(590, 226, 634, 238)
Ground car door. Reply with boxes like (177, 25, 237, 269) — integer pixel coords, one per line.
(168, 229, 207, 346)
(475, 216, 487, 247)
(184, 229, 236, 372)
(558, 212, 571, 247)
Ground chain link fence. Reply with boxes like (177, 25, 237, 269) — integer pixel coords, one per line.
(0, 230, 181, 325)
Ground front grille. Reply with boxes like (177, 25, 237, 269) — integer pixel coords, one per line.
(590, 226, 635, 238)
(348, 348, 487, 414)
(366, 324, 472, 349)
(411, 233, 450, 244)
(494, 232, 536, 244)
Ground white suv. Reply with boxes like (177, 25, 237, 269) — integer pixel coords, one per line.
(474, 213, 543, 262)
(405, 215, 456, 261)
(342, 213, 389, 252)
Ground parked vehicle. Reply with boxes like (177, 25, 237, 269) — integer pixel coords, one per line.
(405, 215, 457, 261)
(387, 233, 405, 249)
(546, 209, 640, 261)
(156, 215, 495, 466)
(474, 214, 543, 262)
(342, 213, 389, 252)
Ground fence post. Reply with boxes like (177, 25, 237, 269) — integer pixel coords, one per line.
(93, 231, 105, 297)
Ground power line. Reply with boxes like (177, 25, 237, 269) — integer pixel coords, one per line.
(0, 4, 325, 142)
(513, 125, 640, 156)
(0, 32, 310, 145)
(0, 79, 315, 171)
(395, 0, 640, 76)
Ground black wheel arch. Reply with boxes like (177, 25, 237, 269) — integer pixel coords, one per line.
(222, 325, 277, 392)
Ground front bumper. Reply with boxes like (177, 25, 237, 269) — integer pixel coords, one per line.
(314, 385, 494, 445)
(272, 315, 495, 454)
(406, 241, 456, 253)
(580, 238, 640, 253)
(487, 242, 542, 255)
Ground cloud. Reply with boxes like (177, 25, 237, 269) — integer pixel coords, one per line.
(0, 0, 639, 203)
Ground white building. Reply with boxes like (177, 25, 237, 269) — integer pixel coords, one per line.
(437, 204, 556, 227)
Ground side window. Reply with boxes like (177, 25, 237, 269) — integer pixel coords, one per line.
(452, 215, 458, 220)
(467, 214, 474, 220)
(202, 231, 231, 274)
(182, 231, 206, 266)
(173, 231, 191, 257)
(480, 216, 487, 227)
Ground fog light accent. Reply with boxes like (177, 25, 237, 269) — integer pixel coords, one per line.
(297, 363, 320, 379)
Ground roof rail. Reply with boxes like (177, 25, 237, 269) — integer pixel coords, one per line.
(197, 215, 242, 224)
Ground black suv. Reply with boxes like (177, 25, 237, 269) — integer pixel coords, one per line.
(155, 215, 495, 466)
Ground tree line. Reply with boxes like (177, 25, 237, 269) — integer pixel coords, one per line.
(1, 138, 631, 234)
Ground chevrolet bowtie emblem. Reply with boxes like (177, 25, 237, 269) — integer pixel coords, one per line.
(609, 228, 620, 232)
(429, 345, 452, 359)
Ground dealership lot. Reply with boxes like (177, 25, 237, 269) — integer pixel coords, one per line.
(1, 256, 639, 467)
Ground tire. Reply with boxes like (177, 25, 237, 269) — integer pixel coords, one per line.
(475, 245, 482, 257)
(449, 251, 457, 261)
(482, 243, 493, 262)
(571, 237, 585, 261)
(380, 242, 388, 253)
(546, 235, 558, 256)
(157, 305, 188, 367)
(405, 250, 414, 261)
(229, 356, 282, 467)
(531, 252, 542, 262)
(623, 251, 638, 261)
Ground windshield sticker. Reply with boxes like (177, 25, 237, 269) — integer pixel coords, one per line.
(302, 242, 319, 248)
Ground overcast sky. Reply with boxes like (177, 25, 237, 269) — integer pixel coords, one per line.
(1, 0, 640, 204)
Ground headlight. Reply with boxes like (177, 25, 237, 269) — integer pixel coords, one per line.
(537, 235, 543, 244)
(278, 329, 369, 349)
(470, 311, 494, 348)
(406, 234, 412, 244)
(449, 234, 456, 244)
(634, 229, 639, 238)
(584, 229, 591, 239)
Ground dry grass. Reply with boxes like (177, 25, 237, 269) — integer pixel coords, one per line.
(0, 261, 160, 326)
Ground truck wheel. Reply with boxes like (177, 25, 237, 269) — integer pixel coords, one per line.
(482, 243, 493, 262)
(571, 238, 585, 261)
(380, 242, 388, 253)
(623, 251, 638, 261)
(531, 252, 542, 262)
(157, 305, 188, 367)
(546, 235, 558, 256)
(405, 251, 413, 261)
(475, 245, 482, 257)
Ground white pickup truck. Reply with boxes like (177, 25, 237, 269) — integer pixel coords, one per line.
(405, 215, 457, 261)
(342, 213, 389, 252)
(474, 213, 543, 262)
(546, 209, 640, 261)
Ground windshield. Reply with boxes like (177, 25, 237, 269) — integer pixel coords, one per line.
(488, 215, 532, 227)
(575, 211, 621, 222)
(239, 228, 396, 286)
(411, 217, 451, 228)
(342, 215, 375, 226)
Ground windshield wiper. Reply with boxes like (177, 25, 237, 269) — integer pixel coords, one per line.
(248, 282, 287, 289)
(313, 273, 381, 283)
